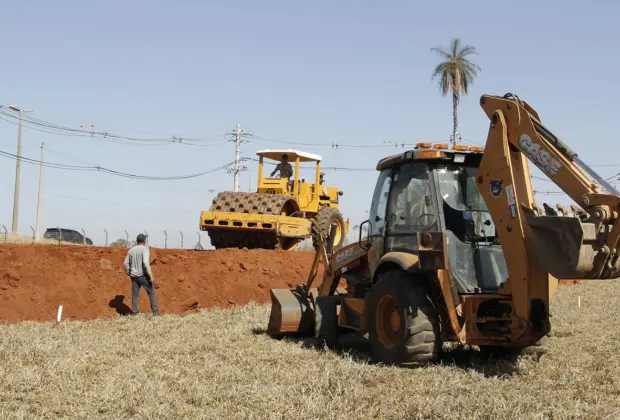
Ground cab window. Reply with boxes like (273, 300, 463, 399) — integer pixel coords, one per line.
(368, 169, 392, 236)
(387, 163, 437, 234)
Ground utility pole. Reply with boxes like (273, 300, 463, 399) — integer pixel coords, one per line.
(9, 105, 33, 234)
(35, 142, 44, 241)
(228, 124, 248, 192)
(234, 124, 241, 193)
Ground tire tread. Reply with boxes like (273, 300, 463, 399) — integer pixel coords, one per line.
(368, 270, 441, 366)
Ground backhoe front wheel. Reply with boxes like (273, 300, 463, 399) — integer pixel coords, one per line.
(311, 207, 345, 251)
(314, 296, 339, 350)
(368, 271, 441, 367)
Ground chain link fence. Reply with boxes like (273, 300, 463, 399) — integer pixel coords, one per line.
(2, 224, 365, 251)
(1, 225, 209, 250)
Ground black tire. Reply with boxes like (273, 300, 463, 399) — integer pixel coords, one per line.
(367, 270, 441, 367)
(314, 296, 339, 350)
(311, 207, 345, 251)
(479, 335, 549, 360)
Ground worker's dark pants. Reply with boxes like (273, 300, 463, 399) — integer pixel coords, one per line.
(131, 276, 159, 315)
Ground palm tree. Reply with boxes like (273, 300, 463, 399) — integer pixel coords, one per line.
(430, 38, 481, 145)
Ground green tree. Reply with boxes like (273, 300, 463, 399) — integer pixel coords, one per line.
(430, 38, 481, 145)
(110, 238, 136, 248)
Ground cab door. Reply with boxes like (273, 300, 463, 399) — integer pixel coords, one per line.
(384, 162, 440, 253)
(364, 168, 393, 271)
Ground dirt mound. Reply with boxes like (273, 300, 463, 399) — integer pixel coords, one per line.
(0, 244, 580, 324)
(0, 244, 317, 323)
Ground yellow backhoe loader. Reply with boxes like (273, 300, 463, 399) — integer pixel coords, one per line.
(200, 149, 349, 251)
(267, 92, 620, 366)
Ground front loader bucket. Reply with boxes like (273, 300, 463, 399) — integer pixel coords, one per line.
(267, 221, 343, 337)
(527, 215, 620, 279)
(267, 286, 318, 337)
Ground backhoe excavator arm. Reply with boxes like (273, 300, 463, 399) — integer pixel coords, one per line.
(481, 93, 619, 203)
(477, 93, 620, 338)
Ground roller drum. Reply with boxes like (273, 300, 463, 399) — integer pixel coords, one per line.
(206, 192, 301, 250)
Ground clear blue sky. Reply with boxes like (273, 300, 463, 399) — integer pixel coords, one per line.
(1, 1, 619, 247)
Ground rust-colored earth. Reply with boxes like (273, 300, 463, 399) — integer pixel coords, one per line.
(0, 244, 317, 323)
(0, 244, 579, 324)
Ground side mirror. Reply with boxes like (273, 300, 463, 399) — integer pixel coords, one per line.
(359, 219, 372, 251)
(338, 191, 344, 196)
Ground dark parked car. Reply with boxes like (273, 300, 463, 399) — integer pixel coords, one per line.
(43, 228, 93, 245)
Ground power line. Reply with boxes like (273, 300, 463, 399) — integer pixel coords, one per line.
(300, 165, 376, 172)
(246, 133, 487, 150)
(604, 172, 620, 182)
(1, 104, 483, 151)
(590, 164, 620, 168)
(0, 148, 243, 180)
(247, 134, 422, 150)
(0, 184, 196, 213)
(0, 105, 230, 146)
(533, 191, 565, 196)
(44, 147, 98, 166)
(531, 175, 554, 183)
(0, 106, 421, 151)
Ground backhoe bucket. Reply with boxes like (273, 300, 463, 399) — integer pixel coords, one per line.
(527, 215, 620, 279)
(267, 286, 317, 337)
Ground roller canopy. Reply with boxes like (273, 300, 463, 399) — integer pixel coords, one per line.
(256, 149, 322, 163)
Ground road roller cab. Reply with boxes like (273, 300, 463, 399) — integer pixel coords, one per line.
(256, 149, 341, 207)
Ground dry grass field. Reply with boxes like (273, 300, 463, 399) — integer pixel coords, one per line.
(0, 280, 618, 419)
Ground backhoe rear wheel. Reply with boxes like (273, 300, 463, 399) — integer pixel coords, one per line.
(478, 335, 549, 360)
(311, 207, 345, 251)
(368, 270, 441, 367)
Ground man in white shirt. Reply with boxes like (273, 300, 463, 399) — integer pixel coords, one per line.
(123, 234, 160, 315)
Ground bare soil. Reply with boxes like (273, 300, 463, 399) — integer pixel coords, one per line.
(0, 244, 577, 324)
(0, 244, 316, 323)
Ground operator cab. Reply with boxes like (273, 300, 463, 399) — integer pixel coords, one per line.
(256, 149, 322, 195)
(368, 143, 508, 294)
